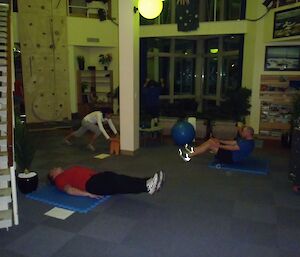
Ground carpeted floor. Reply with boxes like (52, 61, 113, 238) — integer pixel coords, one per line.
(1, 129, 300, 257)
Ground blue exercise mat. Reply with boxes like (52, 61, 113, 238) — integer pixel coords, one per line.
(208, 157, 269, 175)
(27, 185, 111, 213)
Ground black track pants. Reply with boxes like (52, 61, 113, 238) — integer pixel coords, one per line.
(85, 172, 148, 195)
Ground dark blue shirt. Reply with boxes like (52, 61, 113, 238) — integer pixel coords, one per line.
(232, 139, 255, 162)
(142, 86, 161, 108)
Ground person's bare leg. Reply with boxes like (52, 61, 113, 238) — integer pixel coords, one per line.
(64, 125, 87, 145)
(64, 131, 75, 145)
(87, 133, 98, 151)
(89, 133, 98, 146)
(64, 132, 74, 141)
(189, 139, 219, 157)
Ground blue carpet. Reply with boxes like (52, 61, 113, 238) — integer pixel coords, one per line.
(208, 157, 269, 175)
(27, 185, 111, 213)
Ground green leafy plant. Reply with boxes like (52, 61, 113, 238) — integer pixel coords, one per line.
(77, 56, 85, 70)
(219, 87, 252, 122)
(14, 117, 35, 173)
(99, 53, 112, 66)
(77, 55, 84, 62)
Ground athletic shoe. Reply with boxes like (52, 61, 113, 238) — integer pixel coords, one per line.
(63, 139, 72, 146)
(178, 148, 191, 162)
(156, 170, 165, 192)
(87, 144, 95, 151)
(146, 173, 158, 195)
(184, 144, 194, 154)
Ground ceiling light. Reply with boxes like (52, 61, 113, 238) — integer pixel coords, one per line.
(210, 48, 219, 54)
(138, 0, 163, 19)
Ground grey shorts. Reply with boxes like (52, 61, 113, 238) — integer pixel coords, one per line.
(73, 119, 101, 137)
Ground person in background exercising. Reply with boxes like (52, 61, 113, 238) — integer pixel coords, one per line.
(179, 126, 255, 163)
(48, 166, 165, 197)
(141, 78, 165, 119)
(64, 107, 117, 151)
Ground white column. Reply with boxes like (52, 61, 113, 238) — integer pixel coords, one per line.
(118, 0, 140, 154)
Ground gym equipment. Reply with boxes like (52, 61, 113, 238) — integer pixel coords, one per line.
(208, 157, 269, 175)
(171, 120, 195, 146)
(27, 185, 110, 213)
(110, 137, 120, 155)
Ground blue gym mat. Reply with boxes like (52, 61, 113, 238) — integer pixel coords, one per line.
(27, 185, 111, 213)
(208, 157, 269, 175)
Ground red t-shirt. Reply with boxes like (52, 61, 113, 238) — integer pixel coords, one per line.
(54, 166, 96, 191)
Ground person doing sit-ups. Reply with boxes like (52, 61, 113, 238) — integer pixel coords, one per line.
(179, 126, 255, 163)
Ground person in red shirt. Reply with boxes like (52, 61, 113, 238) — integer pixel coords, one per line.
(48, 166, 165, 197)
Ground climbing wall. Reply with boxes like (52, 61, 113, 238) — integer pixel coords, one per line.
(17, 0, 70, 123)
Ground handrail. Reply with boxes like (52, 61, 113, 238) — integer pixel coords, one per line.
(6, 1, 12, 167)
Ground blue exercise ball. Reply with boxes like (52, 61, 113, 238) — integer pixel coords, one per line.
(171, 121, 195, 146)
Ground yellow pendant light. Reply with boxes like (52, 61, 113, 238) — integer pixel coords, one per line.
(138, 0, 163, 19)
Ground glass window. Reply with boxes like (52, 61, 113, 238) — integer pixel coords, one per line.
(205, 0, 215, 21)
(160, 0, 172, 24)
(204, 0, 245, 21)
(159, 57, 170, 95)
(147, 57, 155, 80)
(223, 35, 243, 51)
(139, 0, 245, 24)
(224, 0, 243, 20)
(147, 38, 171, 53)
(175, 40, 196, 55)
(146, 57, 170, 95)
(203, 57, 218, 95)
(222, 55, 241, 96)
(205, 38, 219, 54)
(203, 99, 218, 114)
(174, 58, 195, 95)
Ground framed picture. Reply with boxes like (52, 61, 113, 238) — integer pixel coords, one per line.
(273, 6, 300, 38)
(264, 45, 300, 71)
(278, 0, 297, 7)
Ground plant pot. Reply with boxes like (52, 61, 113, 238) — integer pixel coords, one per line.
(104, 66, 108, 71)
(17, 171, 38, 194)
(78, 62, 85, 71)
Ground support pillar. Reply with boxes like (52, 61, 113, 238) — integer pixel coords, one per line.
(118, 0, 140, 154)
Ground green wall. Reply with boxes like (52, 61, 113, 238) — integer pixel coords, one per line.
(13, 0, 300, 128)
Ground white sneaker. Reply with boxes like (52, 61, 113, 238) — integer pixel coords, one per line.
(178, 149, 191, 162)
(156, 170, 165, 192)
(87, 144, 95, 151)
(146, 173, 158, 195)
(184, 144, 194, 154)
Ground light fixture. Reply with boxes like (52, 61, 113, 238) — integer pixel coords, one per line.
(136, 0, 163, 19)
(210, 48, 219, 54)
(262, 0, 273, 8)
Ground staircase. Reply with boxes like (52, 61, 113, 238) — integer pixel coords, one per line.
(0, 1, 18, 230)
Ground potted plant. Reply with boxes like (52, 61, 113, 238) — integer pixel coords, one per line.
(77, 56, 85, 70)
(14, 116, 37, 194)
(99, 53, 112, 70)
(207, 87, 252, 139)
(219, 87, 252, 123)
